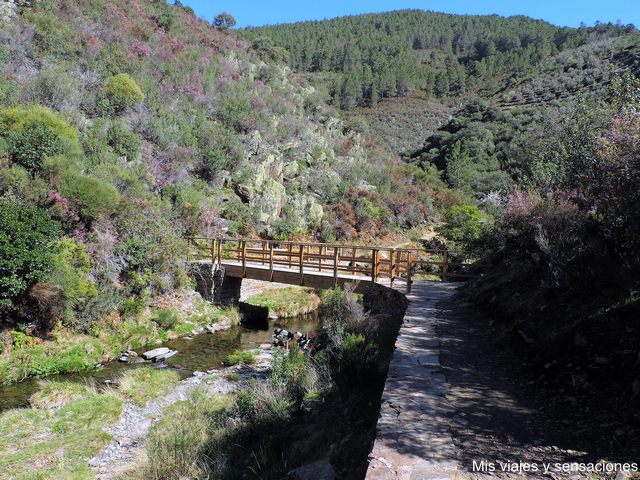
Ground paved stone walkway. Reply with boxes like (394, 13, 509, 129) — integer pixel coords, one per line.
(366, 281, 459, 480)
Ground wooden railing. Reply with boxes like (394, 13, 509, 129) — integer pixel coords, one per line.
(187, 237, 478, 293)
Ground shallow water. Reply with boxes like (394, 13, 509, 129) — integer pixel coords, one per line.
(0, 312, 319, 412)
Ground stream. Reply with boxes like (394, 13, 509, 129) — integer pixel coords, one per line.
(0, 312, 320, 412)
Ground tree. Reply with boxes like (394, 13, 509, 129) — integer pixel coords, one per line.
(0, 199, 61, 307)
(213, 12, 236, 30)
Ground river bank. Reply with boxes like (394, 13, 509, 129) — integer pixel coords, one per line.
(0, 290, 239, 387)
(0, 282, 408, 479)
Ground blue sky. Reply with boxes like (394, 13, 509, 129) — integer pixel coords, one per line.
(182, 0, 640, 28)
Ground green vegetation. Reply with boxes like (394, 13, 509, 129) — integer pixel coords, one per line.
(226, 349, 256, 366)
(0, 198, 60, 306)
(0, 296, 235, 384)
(0, 331, 107, 384)
(0, 381, 123, 480)
(103, 73, 145, 114)
(0, 106, 80, 171)
(437, 204, 492, 253)
(0, 368, 176, 479)
(245, 286, 321, 317)
(29, 380, 96, 410)
(244, 10, 635, 109)
(127, 389, 235, 479)
(117, 368, 180, 406)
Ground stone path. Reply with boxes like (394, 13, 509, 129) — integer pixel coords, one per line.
(366, 281, 459, 480)
(365, 281, 608, 480)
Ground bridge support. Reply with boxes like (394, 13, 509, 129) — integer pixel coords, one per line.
(189, 263, 242, 305)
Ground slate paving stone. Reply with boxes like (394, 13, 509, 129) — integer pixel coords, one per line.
(366, 281, 459, 480)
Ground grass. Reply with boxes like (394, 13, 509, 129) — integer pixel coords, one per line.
(245, 287, 320, 318)
(226, 349, 256, 366)
(224, 372, 242, 381)
(122, 388, 234, 479)
(0, 367, 183, 479)
(0, 382, 123, 480)
(0, 300, 239, 385)
(0, 332, 107, 385)
(29, 380, 96, 410)
(117, 368, 180, 406)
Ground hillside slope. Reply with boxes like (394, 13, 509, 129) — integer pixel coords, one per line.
(0, 0, 449, 330)
(244, 10, 635, 109)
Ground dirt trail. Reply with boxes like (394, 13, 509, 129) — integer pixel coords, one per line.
(435, 294, 622, 479)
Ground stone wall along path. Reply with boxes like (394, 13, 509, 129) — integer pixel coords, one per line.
(366, 281, 459, 480)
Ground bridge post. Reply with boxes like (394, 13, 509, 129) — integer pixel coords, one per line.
(269, 243, 274, 281)
(299, 245, 305, 285)
(390, 248, 396, 288)
(371, 248, 379, 282)
(442, 250, 449, 280)
(241, 240, 247, 277)
(333, 247, 339, 287)
(406, 251, 413, 294)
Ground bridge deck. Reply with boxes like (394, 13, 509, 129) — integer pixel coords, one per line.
(191, 258, 406, 292)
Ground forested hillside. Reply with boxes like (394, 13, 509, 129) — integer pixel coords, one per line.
(244, 10, 636, 110)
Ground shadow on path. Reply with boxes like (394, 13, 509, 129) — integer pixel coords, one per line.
(436, 293, 606, 478)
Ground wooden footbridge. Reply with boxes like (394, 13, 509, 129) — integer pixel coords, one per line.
(187, 237, 476, 293)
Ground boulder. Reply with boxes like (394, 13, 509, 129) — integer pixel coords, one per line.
(142, 347, 170, 360)
(153, 350, 177, 362)
(288, 459, 335, 480)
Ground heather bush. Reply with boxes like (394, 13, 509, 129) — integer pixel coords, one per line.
(0, 198, 61, 307)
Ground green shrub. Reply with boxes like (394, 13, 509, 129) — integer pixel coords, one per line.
(437, 204, 493, 253)
(336, 333, 379, 385)
(0, 106, 80, 171)
(10, 330, 36, 349)
(269, 347, 314, 406)
(153, 308, 180, 330)
(104, 74, 144, 114)
(58, 168, 121, 220)
(47, 238, 97, 327)
(226, 349, 256, 366)
(121, 297, 144, 318)
(0, 199, 61, 306)
(107, 121, 141, 161)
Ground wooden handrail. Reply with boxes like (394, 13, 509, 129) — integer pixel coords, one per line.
(187, 236, 480, 293)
